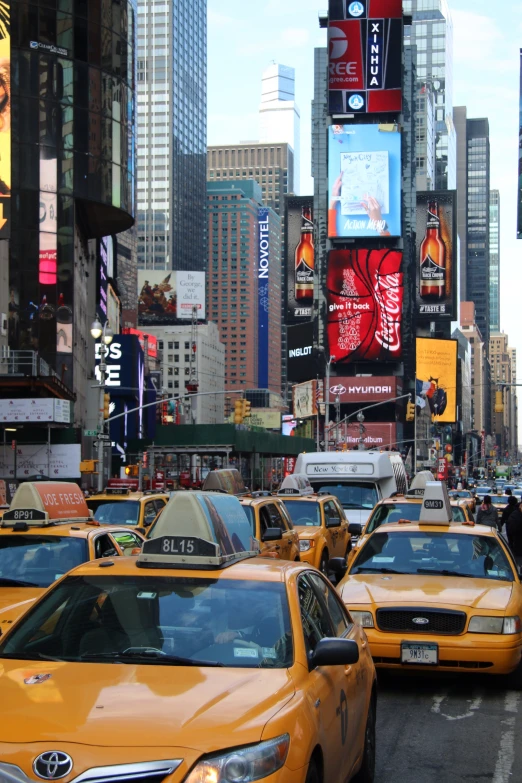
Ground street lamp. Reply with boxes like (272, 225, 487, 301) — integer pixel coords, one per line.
(91, 319, 113, 492)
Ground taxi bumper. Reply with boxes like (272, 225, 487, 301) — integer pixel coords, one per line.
(298, 547, 318, 568)
(365, 629, 522, 675)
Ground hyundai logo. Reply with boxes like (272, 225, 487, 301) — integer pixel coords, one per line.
(34, 752, 73, 780)
(329, 26, 348, 59)
(412, 617, 430, 626)
(330, 384, 347, 396)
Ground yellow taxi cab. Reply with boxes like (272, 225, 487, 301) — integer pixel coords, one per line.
(86, 487, 169, 530)
(448, 489, 477, 515)
(348, 471, 474, 566)
(202, 469, 301, 561)
(276, 474, 352, 573)
(0, 482, 145, 624)
(0, 490, 377, 783)
(334, 480, 522, 685)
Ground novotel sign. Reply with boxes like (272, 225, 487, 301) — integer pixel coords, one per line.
(257, 208, 271, 389)
(327, 376, 399, 403)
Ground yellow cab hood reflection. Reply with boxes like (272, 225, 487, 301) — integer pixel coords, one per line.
(294, 526, 320, 539)
(0, 661, 295, 749)
(342, 574, 513, 611)
(0, 588, 43, 621)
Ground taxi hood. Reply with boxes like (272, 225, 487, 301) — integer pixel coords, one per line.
(0, 662, 296, 750)
(341, 574, 514, 611)
(0, 588, 42, 623)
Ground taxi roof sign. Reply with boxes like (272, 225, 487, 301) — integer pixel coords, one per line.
(405, 471, 435, 499)
(139, 491, 259, 570)
(2, 482, 91, 527)
(419, 481, 453, 525)
(277, 474, 314, 496)
(201, 469, 248, 496)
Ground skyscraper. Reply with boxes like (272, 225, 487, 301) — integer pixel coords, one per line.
(489, 190, 500, 333)
(136, 0, 207, 272)
(259, 64, 301, 194)
(404, 0, 456, 191)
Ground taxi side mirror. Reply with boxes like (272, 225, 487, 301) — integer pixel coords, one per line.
(348, 523, 363, 537)
(326, 517, 341, 528)
(262, 527, 282, 543)
(328, 557, 348, 585)
(311, 638, 359, 668)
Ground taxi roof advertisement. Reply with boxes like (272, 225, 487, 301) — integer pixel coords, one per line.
(416, 338, 458, 424)
(328, 0, 403, 115)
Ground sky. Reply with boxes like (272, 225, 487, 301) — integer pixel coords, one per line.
(207, 0, 522, 425)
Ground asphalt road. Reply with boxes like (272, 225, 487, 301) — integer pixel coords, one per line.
(375, 672, 522, 782)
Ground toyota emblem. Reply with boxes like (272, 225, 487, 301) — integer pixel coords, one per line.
(33, 752, 73, 780)
(412, 617, 430, 626)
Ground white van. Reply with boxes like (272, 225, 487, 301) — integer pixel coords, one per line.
(293, 451, 408, 526)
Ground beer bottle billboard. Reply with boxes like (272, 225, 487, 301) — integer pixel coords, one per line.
(419, 201, 446, 299)
(284, 196, 314, 324)
(294, 207, 314, 301)
(416, 191, 456, 319)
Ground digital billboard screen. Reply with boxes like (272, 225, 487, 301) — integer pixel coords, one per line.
(416, 191, 457, 320)
(138, 271, 206, 325)
(416, 338, 457, 424)
(328, 0, 403, 116)
(285, 196, 314, 324)
(287, 322, 315, 383)
(327, 248, 403, 363)
(328, 124, 401, 239)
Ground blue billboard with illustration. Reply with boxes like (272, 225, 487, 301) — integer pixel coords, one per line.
(328, 123, 402, 239)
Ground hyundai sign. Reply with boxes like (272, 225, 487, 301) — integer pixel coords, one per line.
(258, 209, 270, 388)
(328, 0, 403, 115)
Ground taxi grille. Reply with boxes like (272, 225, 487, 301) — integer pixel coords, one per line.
(376, 607, 467, 635)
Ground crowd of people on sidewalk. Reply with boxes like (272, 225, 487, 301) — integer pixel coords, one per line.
(475, 489, 522, 564)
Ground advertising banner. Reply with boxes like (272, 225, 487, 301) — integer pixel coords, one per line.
(0, 444, 82, 479)
(328, 0, 403, 115)
(138, 271, 206, 325)
(258, 208, 271, 389)
(327, 249, 403, 363)
(287, 322, 315, 383)
(285, 196, 315, 323)
(416, 338, 457, 424)
(518, 49, 522, 240)
(328, 124, 401, 239)
(416, 191, 457, 319)
(327, 375, 399, 403)
(0, 4, 10, 239)
(293, 381, 318, 419)
(335, 421, 397, 449)
(0, 398, 71, 424)
(248, 410, 282, 430)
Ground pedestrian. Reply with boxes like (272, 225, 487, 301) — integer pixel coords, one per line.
(476, 495, 499, 528)
(506, 500, 522, 566)
(501, 495, 518, 532)
(506, 488, 512, 497)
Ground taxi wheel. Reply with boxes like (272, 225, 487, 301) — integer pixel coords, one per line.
(352, 695, 376, 783)
(305, 760, 320, 783)
(507, 659, 522, 690)
(319, 550, 329, 575)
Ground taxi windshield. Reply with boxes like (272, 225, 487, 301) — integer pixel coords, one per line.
(89, 501, 140, 525)
(0, 536, 88, 588)
(283, 501, 321, 527)
(367, 503, 465, 533)
(449, 491, 471, 499)
(0, 575, 293, 668)
(312, 482, 378, 510)
(353, 531, 515, 581)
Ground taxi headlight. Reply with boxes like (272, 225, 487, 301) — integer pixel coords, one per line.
(299, 540, 314, 552)
(185, 734, 290, 783)
(468, 616, 521, 634)
(350, 611, 374, 628)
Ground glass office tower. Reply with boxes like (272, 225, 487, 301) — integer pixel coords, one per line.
(136, 0, 207, 272)
(489, 189, 500, 333)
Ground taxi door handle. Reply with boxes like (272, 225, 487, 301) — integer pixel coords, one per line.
(361, 640, 367, 649)
(344, 666, 353, 677)
(274, 545, 281, 550)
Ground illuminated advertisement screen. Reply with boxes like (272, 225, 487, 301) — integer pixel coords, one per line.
(328, 0, 403, 115)
(285, 196, 314, 324)
(258, 208, 270, 389)
(0, 3, 10, 239)
(328, 124, 401, 239)
(416, 338, 457, 424)
(518, 49, 522, 240)
(416, 191, 457, 320)
(327, 248, 403, 362)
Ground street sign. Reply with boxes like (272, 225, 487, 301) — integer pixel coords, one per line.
(97, 433, 110, 441)
(84, 430, 97, 437)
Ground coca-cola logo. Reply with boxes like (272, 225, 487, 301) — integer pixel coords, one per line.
(374, 272, 402, 353)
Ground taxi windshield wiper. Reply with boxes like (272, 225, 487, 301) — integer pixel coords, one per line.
(0, 577, 39, 587)
(354, 566, 403, 574)
(80, 650, 224, 667)
(416, 568, 475, 578)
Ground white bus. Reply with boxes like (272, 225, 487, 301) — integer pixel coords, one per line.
(293, 451, 408, 526)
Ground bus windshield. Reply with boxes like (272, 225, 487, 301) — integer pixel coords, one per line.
(311, 482, 378, 511)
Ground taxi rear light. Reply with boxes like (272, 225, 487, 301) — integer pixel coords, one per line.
(398, 519, 411, 524)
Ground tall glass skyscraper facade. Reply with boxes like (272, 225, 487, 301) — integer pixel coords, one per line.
(489, 189, 500, 333)
(136, 0, 207, 272)
(404, 0, 456, 191)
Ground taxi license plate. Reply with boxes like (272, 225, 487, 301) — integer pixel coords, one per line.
(401, 643, 438, 665)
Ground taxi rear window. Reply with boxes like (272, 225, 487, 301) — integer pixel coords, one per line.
(0, 575, 293, 669)
(367, 502, 465, 532)
(283, 501, 321, 527)
(0, 536, 88, 588)
(89, 501, 140, 525)
(352, 531, 514, 582)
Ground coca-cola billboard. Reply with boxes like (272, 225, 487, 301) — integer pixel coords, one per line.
(327, 249, 403, 362)
(327, 376, 400, 403)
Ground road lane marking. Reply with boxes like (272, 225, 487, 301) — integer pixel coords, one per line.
(492, 692, 520, 783)
(431, 692, 483, 721)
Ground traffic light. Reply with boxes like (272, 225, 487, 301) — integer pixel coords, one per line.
(103, 393, 111, 419)
(234, 399, 244, 425)
(406, 401, 415, 421)
(242, 400, 251, 419)
(495, 390, 504, 414)
(125, 464, 138, 477)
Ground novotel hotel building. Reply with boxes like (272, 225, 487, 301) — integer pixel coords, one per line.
(207, 180, 282, 394)
(0, 1, 136, 428)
